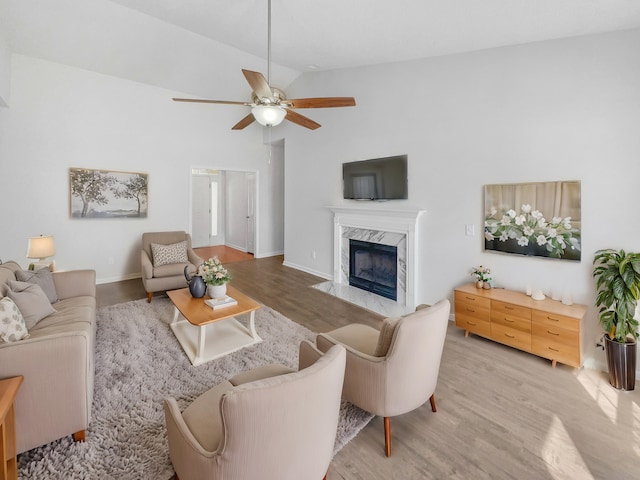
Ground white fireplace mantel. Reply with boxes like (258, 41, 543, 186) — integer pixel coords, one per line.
(327, 206, 425, 311)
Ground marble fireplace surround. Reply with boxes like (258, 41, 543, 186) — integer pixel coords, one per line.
(328, 206, 425, 313)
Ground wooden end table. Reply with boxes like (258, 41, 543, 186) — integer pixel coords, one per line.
(167, 286, 262, 366)
(0, 376, 23, 480)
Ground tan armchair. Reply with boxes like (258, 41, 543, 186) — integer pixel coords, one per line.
(163, 343, 346, 480)
(140, 231, 203, 302)
(314, 299, 451, 457)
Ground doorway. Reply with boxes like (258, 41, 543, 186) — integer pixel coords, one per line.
(191, 169, 257, 253)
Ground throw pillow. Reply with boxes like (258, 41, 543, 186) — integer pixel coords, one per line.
(7, 280, 56, 329)
(0, 296, 30, 343)
(151, 240, 188, 267)
(16, 267, 58, 303)
(373, 316, 401, 357)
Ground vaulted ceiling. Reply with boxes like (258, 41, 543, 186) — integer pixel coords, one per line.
(2, 0, 640, 99)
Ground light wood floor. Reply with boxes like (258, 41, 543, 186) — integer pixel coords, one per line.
(96, 252, 639, 480)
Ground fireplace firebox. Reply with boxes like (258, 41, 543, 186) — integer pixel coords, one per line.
(349, 239, 398, 301)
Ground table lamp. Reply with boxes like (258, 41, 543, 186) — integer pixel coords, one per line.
(27, 235, 56, 271)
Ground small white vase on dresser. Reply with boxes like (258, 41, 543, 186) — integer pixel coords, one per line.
(207, 283, 227, 299)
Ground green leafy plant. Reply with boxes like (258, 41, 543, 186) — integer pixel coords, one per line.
(197, 257, 231, 286)
(592, 249, 640, 342)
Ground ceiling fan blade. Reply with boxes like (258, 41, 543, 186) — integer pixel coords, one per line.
(173, 98, 251, 106)
(286, 97, 356, 109)
(232, 113, 256, 130)
(284, 109, 321, 130)
(242, 69, 274, 101)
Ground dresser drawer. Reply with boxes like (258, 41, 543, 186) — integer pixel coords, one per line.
(455, 312, 491, 338)
(491, 323, 531, 351)
(492, 300, 531, 321)
(455, 291, 491, 310)
(532, 310, 580, 332)
(491, 310, 531, 334)
(455, 303, 490, 322)
(531, 323, 580, 367)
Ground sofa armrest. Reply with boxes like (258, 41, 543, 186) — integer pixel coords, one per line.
(141, 250, 153, 279)
(52, 269, 96, 299)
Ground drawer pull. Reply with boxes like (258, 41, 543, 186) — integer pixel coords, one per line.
(464, 296, 476, 301)
(548, 347, 559, 352)
(547, 330, 560, 336)
(467, 321, 477, 326)
(504, 317, 514, 323)
(505, 306, 515, 310)
(547, 316, 560, 322)
(505, 333, 515, 339)
(465, 308, 475, 313)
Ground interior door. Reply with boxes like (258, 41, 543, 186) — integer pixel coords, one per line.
(246, 173, 256, 254)
(191, 175, 211, 247)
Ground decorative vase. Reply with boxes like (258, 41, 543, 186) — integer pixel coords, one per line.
(184, 266, 206, 298)
(483, 282, 491, 290)
(207, 283, 227, 299)
(476, 280, 484, 289)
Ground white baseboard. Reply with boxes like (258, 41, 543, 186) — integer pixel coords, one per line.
(97, 272, 141, 285)
(255, 250, 284, 259)
(282, 260, 332, 280)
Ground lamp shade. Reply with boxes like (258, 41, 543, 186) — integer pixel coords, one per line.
(251, 105, 286, 127)
(27, 235, 56, 260)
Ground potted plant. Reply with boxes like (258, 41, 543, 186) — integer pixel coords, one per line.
(471, 265, 492, 289)
(592, 249, 640, 390)
(198, 257, 232, 299)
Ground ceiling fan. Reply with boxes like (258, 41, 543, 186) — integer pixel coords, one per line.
(172, 0, 356, 130)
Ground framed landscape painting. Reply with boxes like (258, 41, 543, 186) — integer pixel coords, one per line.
(70, 168, 148, 218)
(484, 180, 581, 261)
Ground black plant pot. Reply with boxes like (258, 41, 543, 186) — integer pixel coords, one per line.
(604, 335, 637, 391)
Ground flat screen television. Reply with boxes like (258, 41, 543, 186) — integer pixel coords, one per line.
(343, 155, 408, 200)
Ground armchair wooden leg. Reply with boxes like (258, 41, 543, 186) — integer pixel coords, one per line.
(147, 292, 153, 303)
(429, 393, 437, 412)
(72, 430, 86, 442)
(384, 416, 392, 457)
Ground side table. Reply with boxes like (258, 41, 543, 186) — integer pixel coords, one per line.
(0, 376, 23, 480)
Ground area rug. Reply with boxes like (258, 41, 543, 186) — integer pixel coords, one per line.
(18, 298, 373, 479)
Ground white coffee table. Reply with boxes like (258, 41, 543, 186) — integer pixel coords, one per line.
(167, 286, 262, 366)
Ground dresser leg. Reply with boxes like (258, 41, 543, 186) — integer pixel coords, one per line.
(464, 330, 470, 337)
(551, 359, 557, 368)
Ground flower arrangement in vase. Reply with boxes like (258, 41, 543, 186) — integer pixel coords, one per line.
(198, 257, 231, 299)
(471, 266, 492, 289)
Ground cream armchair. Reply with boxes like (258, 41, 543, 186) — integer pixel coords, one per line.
(140, 231, 203, 302)
(314, 299, 451, 457)
(163, 343, 346, 480)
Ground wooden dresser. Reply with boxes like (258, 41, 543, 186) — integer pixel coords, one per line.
(454, 284, 587, 368)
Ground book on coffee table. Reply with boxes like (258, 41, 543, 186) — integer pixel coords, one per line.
(205, 295, 238, 310)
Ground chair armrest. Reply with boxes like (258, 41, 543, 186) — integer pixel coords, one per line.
(141, 251, 153, 279)
(188, 250, 204, 268)
(164, 398, 216, 458)
(299, 339, 324, 370)
(317, 333, 384, 364)
(52, 269, 96, 299)
(228, 364, 294, 386)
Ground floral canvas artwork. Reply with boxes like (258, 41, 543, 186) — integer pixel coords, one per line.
(484, 181, 581, 261)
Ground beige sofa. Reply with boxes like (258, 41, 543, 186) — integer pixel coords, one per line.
(0, 261, 96, 454)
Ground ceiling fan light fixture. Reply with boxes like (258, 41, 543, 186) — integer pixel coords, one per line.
(252, 105, 286, 127)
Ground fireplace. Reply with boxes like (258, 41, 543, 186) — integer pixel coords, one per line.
(349, 240, 398, 300)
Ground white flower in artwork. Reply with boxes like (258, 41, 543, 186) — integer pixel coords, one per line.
(515, 215, 526, 226)
(507, 209, 517, 218)
(521, 204, 532, 213)
(536, 235, 547, 246)
(508, 229, 518, 239)
(485, 231, 495, 241)
(532, 210, 543, 220)
(547, 228, 558, 238)
(490, 207, 497, 216)
(517, 236, 529, 246)
(523, 226, 534, 236)
(501, 215, 511, 226)
(500, 232, 509, 241)
(538, 218, 547, 228)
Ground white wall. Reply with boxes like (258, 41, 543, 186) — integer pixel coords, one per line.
(0, 54, 278, 282)
(0, 34, 10, 106)
(283, 29, 640, 373)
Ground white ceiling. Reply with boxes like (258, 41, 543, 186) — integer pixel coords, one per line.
(2, 0, 640, 100)
(103, 0, 640, 71)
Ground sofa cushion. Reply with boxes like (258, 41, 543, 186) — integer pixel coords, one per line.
(0, 261, 21, 297)
(0, 297, 30, 343)
(151, 241, 188, 267)
(16, 268, 58, 303)
(7, 280, 57, 329)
